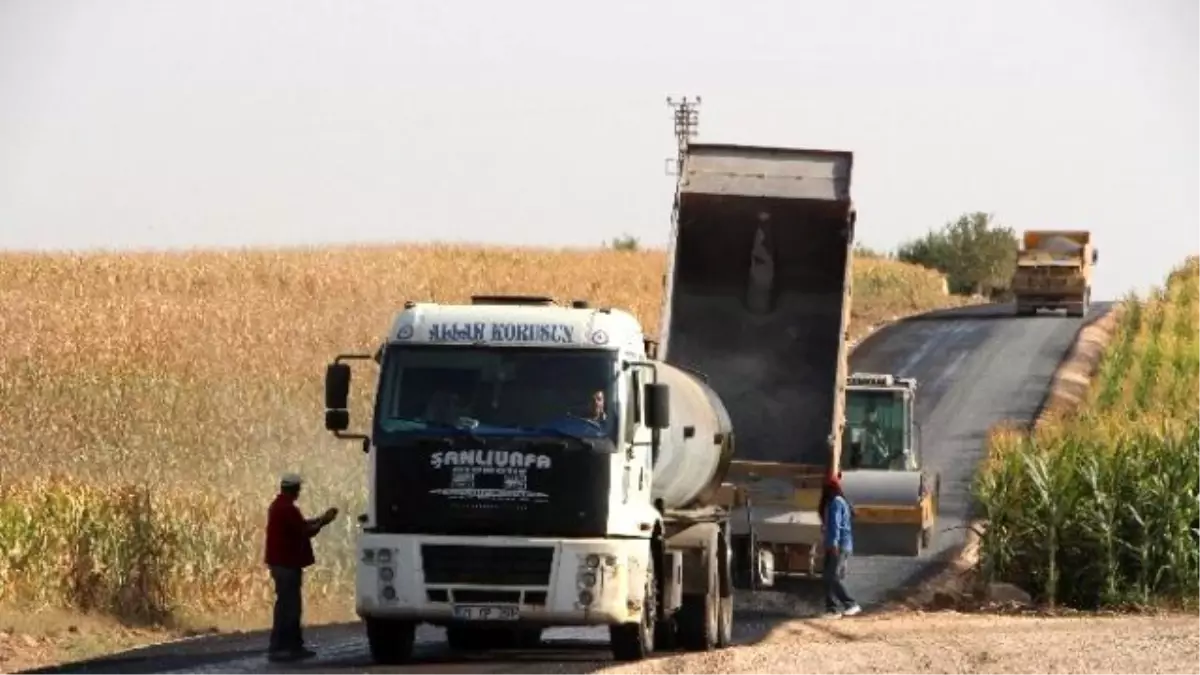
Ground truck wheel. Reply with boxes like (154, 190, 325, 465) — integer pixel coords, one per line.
(717, 526, 734, 648)
(731, 535, 752, 590)
(716, 594, 734, 647)
(610, 561, 656, 661)
(677, 539, 719, 651)
(366, 618, 416, 664)
(756, 547, 776, 588)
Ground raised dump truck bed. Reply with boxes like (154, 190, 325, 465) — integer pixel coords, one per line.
(660, 143, 855, 470)
(658, 143, 858, 583)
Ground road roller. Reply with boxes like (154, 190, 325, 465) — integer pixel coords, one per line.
(658, 141, 937, 586)
(321, 293, 752, 665)
(841, 372, 940, 557)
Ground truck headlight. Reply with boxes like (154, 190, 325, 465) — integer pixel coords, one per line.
(362, 548, 376, 564)
(579, 571, 597, 588)
(378, 548, 393, 564)
(381, 585, 397, 601)
(380, 567, 394, 582)
(584, 554, 600, 569)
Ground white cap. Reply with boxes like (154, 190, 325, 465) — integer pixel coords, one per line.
(280, 472, 303, 487)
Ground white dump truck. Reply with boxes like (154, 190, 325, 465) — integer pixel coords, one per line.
(323, 294, 749, 664)
(659, 142, 937, 584)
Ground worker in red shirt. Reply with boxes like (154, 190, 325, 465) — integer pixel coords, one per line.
(264, 473, 338, 662)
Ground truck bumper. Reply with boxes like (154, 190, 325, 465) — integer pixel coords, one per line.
(354, 533, 651, 627)
(1015, 295, 1081, 308)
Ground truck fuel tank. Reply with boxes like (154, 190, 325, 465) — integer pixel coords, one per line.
(650, 362, 736, 511)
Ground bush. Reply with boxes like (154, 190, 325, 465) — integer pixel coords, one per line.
(898, 212, 1019, 296)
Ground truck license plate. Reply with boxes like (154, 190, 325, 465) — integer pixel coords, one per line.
(451, 604, 520, 621)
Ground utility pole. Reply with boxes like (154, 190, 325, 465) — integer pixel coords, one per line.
(665, 95, 701, 175)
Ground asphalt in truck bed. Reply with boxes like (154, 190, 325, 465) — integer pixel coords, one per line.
(28, 301, 1112, 675)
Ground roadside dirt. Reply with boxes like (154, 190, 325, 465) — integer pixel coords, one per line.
(594, 610, 1200, 675)
(0, 607, 178, 674)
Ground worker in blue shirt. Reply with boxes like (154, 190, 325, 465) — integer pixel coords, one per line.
(822, 473, 862, 618)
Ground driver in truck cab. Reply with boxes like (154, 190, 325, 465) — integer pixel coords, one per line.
(583, 389, 607, 426)
(424, 390, 466, 426)
(556, 388, 611, 437)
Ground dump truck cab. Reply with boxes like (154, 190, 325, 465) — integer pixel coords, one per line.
(840, 372, 939, 556)
(1011, 230, 1097, 317)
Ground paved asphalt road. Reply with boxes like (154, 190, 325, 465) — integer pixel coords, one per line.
(28, 301, 1111, 675)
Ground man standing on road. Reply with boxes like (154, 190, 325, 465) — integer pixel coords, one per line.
(822, 473, 862, 619)
(265, 473, 339, 662)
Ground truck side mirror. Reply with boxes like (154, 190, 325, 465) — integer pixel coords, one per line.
(644, 383, 670, 430)
(325, 363, 352, 432)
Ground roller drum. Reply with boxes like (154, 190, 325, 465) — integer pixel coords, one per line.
(650, 363, 736, 510)
(839, 469, 928, 557)
(839, 470, 923, 508)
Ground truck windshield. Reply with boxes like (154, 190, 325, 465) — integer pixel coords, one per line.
(374, 346, 618, 442)
(843, 389, 907, 470)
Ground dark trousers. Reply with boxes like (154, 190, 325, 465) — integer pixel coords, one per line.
(269, 566, 304, 653)
(823, 550, 856, 611)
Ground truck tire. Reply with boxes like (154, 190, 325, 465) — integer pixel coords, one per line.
(677, 535, 719, 651)
(610, 559, 656, 661)
(731, 534, 754, 590)
(717, 595, 733, 647)
(366, 618, 416, 664)
(717, 525, 734, 648)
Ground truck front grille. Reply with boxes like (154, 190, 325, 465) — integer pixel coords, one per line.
(420, 544, 554, 586)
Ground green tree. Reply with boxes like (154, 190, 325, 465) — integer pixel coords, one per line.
(607, 234, 640, 252)
(898, 212, 1018, 295)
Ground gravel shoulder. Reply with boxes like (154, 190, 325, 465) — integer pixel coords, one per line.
(595, 610, 1200, 675)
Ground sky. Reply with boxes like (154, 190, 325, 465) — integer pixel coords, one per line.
(0, 0, 1195, 300)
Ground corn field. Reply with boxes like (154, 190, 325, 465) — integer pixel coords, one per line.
(0, 243, 962, 625)
(976, 255, 1200, 609)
